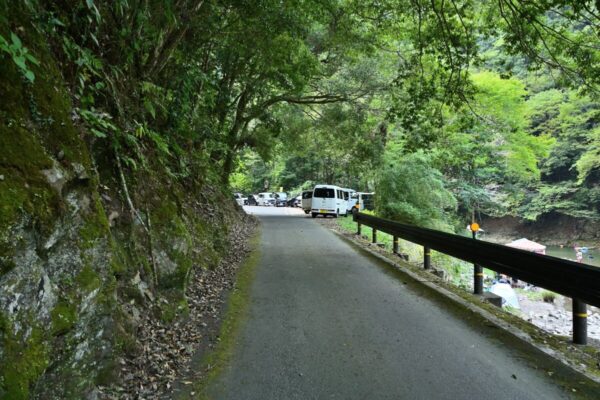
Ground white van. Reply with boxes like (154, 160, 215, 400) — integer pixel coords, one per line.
(257, 192, 275, 206)
(351, 192, 375, 212)
(311, 185, 347, 218)
(341, 188, 356, 214)
(233, 192, 246, 206)
(301, 190, 312, 214)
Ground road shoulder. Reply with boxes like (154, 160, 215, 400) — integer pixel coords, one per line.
(175, 226, 262, 400)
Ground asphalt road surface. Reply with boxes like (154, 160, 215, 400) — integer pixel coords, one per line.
(208, 206, 599, 399)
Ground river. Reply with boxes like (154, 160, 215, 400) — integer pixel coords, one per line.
(545, 245, 600, 267)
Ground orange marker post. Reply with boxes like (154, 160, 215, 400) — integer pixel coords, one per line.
(471, 223, 483, 295)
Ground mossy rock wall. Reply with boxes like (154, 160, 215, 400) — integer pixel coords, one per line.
(0, 10, 243, 399)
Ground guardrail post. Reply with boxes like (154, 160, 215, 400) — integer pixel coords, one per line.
(357, 222, 361, 236)
(471, 228, 483, 295)
(393, 236, 398, 254)
(372, 228, 377, 244)
(424, 246, 430, 270)
(474, 265, 483, 295)
(573, 298, 587, 345)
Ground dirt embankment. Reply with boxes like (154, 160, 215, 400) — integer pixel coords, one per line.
(480, 214, 600, 246)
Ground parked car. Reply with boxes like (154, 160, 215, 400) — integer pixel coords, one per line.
(247, 194, 257, 206)
(286, 194, 299, 207)
(301, 190, 312, 214)
(257, 192, 275, 206)
(311, 184, 347, 218)
(291, 195, 302, 207)
(233, 192, 246, 206)
(274, 192, 288, 207)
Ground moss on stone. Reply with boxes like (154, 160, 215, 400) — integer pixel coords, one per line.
(78, 192, 110, 250)
(50, 300, 78, 336)
(0, 10, 88, 234)
(148, 193, 194, 291)
(159, 257, 192, 292)
(108, 237, 130, 277)
(94, 357, 118, 387)
(75, 265, 102, 293)
(0, 315, 50, 400)
(0, 4, 89, 169)
(0, 261, 16, 277)
(0, 124, 56, 229)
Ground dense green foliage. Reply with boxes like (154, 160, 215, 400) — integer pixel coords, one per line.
(230, 1, 600, 229)
(377, 150, 457, 230)
(0, 0, 600, 231)
(1, 2, 599, 226)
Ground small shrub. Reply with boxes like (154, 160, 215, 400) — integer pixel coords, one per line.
(542, 291, 556, 303)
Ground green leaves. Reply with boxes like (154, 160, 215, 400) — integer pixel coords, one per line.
(143, 100, 156, 119)
(575, 127, 600, 184)
(11, 0, 600, 226)
(10, 32, 21, 48)
(0, 32, 39, 82)
(79, 109, 117, 138)
(519, 182, 599, 221)
(85, 0, 101, 23)
(470, 71, 554, 183)
(376, 150, 457, 230)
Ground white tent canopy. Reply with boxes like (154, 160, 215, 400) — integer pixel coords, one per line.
(505, 238, 546, 254)
(490, 283, 520, 309)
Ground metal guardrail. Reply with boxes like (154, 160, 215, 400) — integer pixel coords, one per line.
(353, 211, 600, 345)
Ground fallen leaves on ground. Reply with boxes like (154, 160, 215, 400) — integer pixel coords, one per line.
(99, 213, 257, 399)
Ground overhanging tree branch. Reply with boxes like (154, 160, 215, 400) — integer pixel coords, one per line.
(242, 93, 348, 123)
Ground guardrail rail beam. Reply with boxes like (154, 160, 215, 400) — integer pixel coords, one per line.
(352, 211, 600, 344)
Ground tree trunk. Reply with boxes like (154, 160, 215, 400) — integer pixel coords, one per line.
(221, 149, 235, 184)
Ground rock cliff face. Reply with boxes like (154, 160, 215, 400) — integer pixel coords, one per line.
(480, 214, 600, 245)
(0, 16, 244, 400)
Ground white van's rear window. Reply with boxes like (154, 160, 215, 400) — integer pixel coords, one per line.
(314, 188, 335, 198)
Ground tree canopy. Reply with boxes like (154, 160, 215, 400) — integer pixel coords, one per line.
(3, 0, 600, 229)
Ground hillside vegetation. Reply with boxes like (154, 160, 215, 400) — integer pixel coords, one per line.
(230, 1, 600, 237)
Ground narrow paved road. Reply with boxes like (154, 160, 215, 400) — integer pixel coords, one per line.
(208, 206, 597, 399)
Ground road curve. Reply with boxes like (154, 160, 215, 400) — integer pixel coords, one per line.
(208, 206, 598, 400)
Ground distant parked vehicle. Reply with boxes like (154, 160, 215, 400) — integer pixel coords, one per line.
(274, 192, 288, 207)
(257, 192, 275, 206)
(247, 194, 257, 206)
(286, 194, 300, 207)
(352, 192, 375, 212)
(311, 184, 347, 218)
(233, 192, 246, 206)
(301, 190, 313, 214)
(341, 188, 356, 215)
